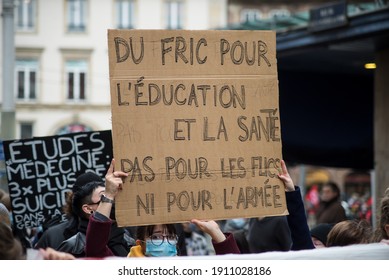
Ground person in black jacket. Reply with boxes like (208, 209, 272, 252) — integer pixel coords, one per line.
(56, 180, 106, 257)
(231, 159, 314, 254)
(35, 171, 134, 257)
(247, 216, 292, 253)
(35, 172, 104, 250)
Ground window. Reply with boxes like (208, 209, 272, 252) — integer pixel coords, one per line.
(65, 60, 87, 101)
(15, 0, 36, 32)
(165, 1, 183, 29)
(56, 123, 92, 135)
(116, 0, 135, 29)
(240, 9, 262, 23)
(15, 59, 38, 101)
(67, 0, 87, 32)
(20, 123, 33, 139)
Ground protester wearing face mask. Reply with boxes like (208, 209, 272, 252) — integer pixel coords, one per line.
(84, 160, 240, 258)
(129, 224, 179, 257)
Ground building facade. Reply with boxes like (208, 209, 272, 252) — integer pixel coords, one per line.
(1, 0, 228, 139)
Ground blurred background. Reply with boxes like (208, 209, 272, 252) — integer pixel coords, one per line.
(1, 0, 388, 228)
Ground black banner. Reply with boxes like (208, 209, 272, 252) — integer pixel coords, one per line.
(3, 130, 113, 230)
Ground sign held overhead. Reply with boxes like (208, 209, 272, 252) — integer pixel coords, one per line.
(108, 29, 287, 226)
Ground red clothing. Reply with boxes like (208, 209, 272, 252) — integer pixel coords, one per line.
(212, 232, 240, 254)
(85, 214, 114, 258)
(85, 214, 240, 258)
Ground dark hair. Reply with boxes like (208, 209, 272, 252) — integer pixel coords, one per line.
(72, 181, 104, 218)
(63, 172, 104, 217)
(326, 219, 372, 247)
(61, 174, 104, 238)
(72, 172, 104, 194)
(136, 224, 182, 256)
(136, 224, 177, 241)
(323, 181, 341, 198)
(0, 222, 24, 260)
(310, 223, 334, 246)
(373, 190, 389, 242)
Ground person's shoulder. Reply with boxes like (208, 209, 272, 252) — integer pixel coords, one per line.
(261, 216, 287, 224)
(45, 220, 70, 232)
(57, 232, 86, 256)
(332, 201, 346, 210)
(35, 220, 70, 248)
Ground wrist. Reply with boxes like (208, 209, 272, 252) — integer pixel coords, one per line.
(104, 191, 116, 199)
(285, 183, 295, 192)
(100, 194, 115, 204)
(211, 230, 226, 243)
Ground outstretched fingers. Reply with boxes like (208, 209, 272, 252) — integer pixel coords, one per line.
(280, 159, 288, 176)
(278, 160, 295, 192)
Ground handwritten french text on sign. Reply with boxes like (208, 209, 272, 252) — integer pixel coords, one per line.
(3, 130, 112, 230)
(108, 30, 287, 226)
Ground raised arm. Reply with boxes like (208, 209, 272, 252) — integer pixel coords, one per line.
(191, 219, 240, 254)
(85, 159, 128, 258)
(278, 160, 314, 250)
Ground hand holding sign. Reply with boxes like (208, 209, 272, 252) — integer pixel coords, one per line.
(278, 160, 295, 192)
(191, 219, 226, 243)
(96, 159, 129, 220)
(108, 29, 286, 226)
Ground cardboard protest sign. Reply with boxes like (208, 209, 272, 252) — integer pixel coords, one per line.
(108, 29, 287, 227)
(3, 130, 112, 230)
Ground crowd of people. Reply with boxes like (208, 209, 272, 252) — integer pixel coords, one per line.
(1, 159, 389, 260)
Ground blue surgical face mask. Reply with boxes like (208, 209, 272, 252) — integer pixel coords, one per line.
(145, 240, 177, 257)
